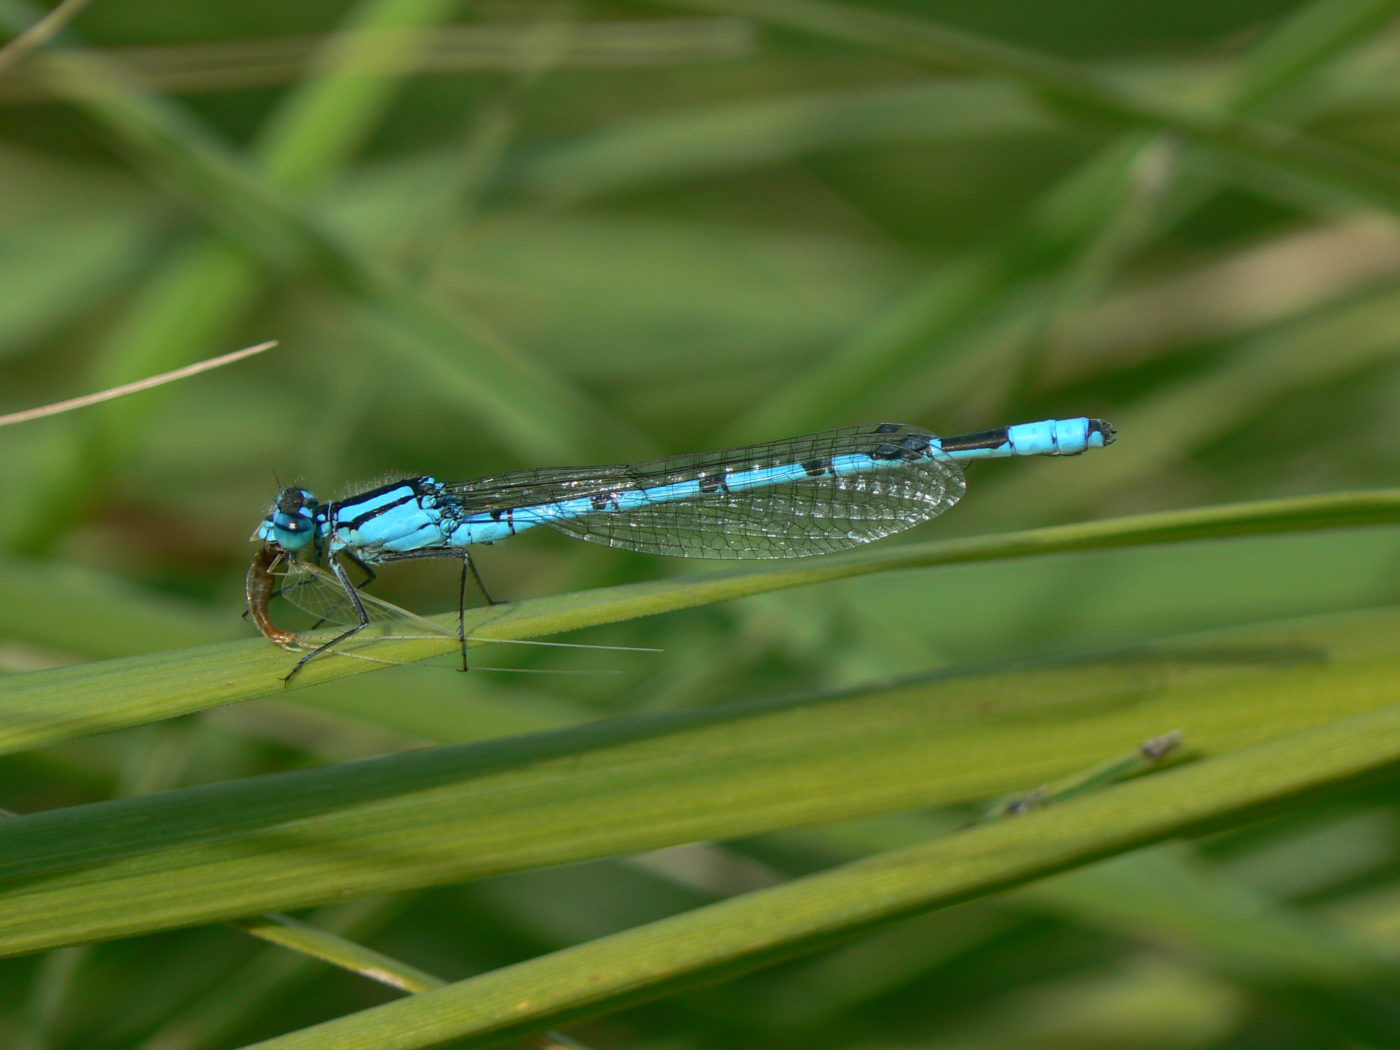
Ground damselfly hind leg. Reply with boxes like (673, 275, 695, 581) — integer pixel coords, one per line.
(457, 551, 499, 671)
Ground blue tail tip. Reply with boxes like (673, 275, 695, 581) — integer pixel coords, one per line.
(1088, 418, 1116, 446)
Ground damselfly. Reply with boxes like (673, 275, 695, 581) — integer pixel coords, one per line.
(248, 417, 1115, 678)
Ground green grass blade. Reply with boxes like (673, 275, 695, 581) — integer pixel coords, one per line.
(1224, 0, 1400, 113)
(138, 648, 1400, 1046)
(2, 489, 1396, 756)
(2, 599, 1398, 960)
(231, 914, 447, 994)
(758, 821, 1400, 1031)
(231, 915, 591, 1050)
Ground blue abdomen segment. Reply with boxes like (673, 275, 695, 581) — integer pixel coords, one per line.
(934, 417, 1114, 461)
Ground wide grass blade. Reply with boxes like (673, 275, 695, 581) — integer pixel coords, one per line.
(2, 598, 1399, 960)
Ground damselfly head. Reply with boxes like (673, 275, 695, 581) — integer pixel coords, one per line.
(254, 486, 320, 552)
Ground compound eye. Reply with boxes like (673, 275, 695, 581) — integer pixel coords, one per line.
(258, 488, 319, 551)
(276, 515, 304, 536)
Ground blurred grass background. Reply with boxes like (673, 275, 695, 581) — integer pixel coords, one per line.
(2, 0, 1400, 1046)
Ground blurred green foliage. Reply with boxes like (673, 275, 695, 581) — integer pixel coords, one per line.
(2, 0, 1400, 1046)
